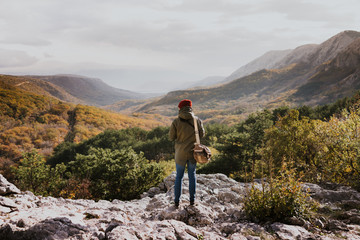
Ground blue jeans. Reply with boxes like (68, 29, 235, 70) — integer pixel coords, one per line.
(174, 160, 196, 203)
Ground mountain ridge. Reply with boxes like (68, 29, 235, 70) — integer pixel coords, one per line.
(225, 30, 360, 84)
(0, 74, 85, 104)
(28, 74, 149, 106)
(291, 37, 360, 104)
(305, 30, 360, 67)
(224, 49, 293, 83)
(136, 30, 360, 123)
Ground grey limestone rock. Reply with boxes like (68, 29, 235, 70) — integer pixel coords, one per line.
(0, 173, 360, 239)
(0, 174, 20, 195)
(327, 219, 349, 232)
(0, 217, 90, 240)
(271, 222, 314, 240)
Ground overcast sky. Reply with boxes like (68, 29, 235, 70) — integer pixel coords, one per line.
(1, 0, 360, 93)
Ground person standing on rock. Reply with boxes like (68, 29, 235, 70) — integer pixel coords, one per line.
(169, 99, 205, 208)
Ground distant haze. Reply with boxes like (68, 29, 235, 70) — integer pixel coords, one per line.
(0, 0, 360, 93)
(81, 68, 200, 94)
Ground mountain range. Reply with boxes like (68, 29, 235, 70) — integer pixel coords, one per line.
(133, 30, 360, 123)
(2, 30, 360, 124)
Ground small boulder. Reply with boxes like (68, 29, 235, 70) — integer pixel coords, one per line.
(0, 196, 17, 211)
(327, 220, 349, 232)
(0, 174, 20, 195)
(271, 222, 314, 240)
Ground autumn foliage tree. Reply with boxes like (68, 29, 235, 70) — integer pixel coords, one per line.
(262, 107, 360, 188)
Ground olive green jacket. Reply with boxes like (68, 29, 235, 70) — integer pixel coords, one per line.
(169, 106, 205, 166)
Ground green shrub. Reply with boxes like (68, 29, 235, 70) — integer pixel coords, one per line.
(70, 147, 165, 200)
(11, 150, 67, 196)
(199, 110, 273, 177)
(243, 167, 317, 222)
(48, 127, 174, 165)
(158, 160, 176, 177)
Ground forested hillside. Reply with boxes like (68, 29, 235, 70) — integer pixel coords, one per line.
(0, 79, 169, 181)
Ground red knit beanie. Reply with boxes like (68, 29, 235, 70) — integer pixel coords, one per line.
(178, 99, 192, 109)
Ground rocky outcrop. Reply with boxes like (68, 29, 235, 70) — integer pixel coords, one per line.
(0, 174, 20, 196)
(1, 173, 360, 239)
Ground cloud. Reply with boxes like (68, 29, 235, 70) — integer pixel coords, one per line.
(0, 49, 38, 68)
(0, 0, 360, 93)
(258, 0, 352, 23)
(0, 37, 51, 47)
(65, 0, 356, 54)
